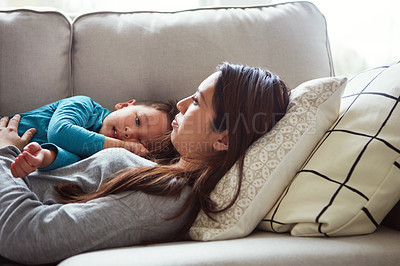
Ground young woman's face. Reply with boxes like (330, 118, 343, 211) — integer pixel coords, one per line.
(171, 72, 227, 158)
(100, 103, 169, 149)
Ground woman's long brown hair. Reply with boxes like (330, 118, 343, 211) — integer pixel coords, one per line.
(55, 62, 290, 242)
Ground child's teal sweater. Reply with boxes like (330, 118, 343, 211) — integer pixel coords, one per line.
(15, 95, 111, 170)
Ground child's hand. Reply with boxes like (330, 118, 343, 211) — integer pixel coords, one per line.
(11, 142, 46, 177)
(103, 137, 148, 156)
(122, 141, 149, 156)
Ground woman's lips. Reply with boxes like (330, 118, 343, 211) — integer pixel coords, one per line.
(171, 117, 178, 128)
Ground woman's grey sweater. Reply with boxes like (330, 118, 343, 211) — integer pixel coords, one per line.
(0, 146, 190, 265)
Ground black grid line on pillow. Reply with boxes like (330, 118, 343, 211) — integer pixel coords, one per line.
(262, 62, 400, 236)
(314, 95, 399, 235)
(298, 66, 389, 169)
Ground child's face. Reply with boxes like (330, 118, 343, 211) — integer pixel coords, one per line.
(99, 100, 169, 149)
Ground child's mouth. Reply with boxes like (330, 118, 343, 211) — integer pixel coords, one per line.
(113, 127, 117, 138)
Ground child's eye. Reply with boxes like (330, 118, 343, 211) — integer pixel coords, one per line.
(192, 96, 199, 106)
(135, 116, 141, 127)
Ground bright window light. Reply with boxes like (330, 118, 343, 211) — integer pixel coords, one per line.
(301, 0, 400, 76)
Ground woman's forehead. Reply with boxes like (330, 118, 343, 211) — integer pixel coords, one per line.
(197, 72, 219, 98)
(199, 72, 219, 90)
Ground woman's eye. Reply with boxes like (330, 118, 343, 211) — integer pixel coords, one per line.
(192, 96, 199, 106)
(135, 116, 141, 127)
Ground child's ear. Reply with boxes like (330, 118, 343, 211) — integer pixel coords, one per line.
(115, 99, 136, 110)
(213, 131, 229, 151)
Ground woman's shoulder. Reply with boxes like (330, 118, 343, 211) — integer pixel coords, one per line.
(84, 148, 157, 170)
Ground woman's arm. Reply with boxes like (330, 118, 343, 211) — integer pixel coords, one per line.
(0, 115, 36, 150)
(0, 145, 188, 265)
(0, 115, 189, 265)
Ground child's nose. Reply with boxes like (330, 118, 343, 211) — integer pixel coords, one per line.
(124, 127, 133, 139)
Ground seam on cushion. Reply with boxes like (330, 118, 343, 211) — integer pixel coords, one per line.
(72, 1, 317, 24)
(69, 17, 74, 97)
(313, 3, 335, 77)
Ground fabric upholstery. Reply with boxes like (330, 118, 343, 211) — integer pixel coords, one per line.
(71, 2, 334, 111)
(259, 61, 400, 236)
(0, 9, 71, 116)
(58, 227, 400, 266)
(190, 77, 347, 241)
(2, 2, 397, 265)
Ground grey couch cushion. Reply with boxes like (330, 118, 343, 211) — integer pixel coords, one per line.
(58, 226, 400, 266)
(0, 9, 71, 116)
(72, 2, 334, 111)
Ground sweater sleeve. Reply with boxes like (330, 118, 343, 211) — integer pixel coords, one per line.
(39, 143, 81, 171)
(0, 147, 190, 265)
(47, 96, 107, 157)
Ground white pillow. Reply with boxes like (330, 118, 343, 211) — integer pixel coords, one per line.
(189, 76, 347, 241)
(258, 62, 400, 236)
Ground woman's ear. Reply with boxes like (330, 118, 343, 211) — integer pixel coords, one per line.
(115, 99, 136, 110)
(213, 131, 229, 151)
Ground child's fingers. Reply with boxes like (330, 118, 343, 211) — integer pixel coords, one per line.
(21, 150, 42, 167)
(24, 142, 41, 154)
(134, 143, 148, 156)
(16, 154, 34, 173)
(125, 142, 148, 155)
(137, 144, 148, 155)
(11, 162, 24, 178)
(11, 158, 29, 177)
(12, 153, 37, 177)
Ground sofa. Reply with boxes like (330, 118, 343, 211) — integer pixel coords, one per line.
(1, 1, 399, 265)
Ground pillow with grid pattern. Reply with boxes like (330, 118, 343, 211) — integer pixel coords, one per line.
(258, 61, 400, 236)
(189, 76, 347, 241)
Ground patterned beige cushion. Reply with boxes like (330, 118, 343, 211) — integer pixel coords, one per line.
(189, 76, 347, 241)
(258, 62, 400, 236)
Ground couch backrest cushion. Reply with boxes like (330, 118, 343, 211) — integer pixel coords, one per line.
(72, 1, 334, 110)
(0, 9, 72, 116)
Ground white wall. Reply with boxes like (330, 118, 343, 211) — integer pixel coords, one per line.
(303, 0, 400, 76)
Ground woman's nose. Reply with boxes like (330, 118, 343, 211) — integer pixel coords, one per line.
(177, 96, 190, 114)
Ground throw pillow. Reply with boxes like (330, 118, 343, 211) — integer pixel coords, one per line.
(258, 61, 400, 236)
(382, 200, 400, 231)
(189, 76, 347, 240)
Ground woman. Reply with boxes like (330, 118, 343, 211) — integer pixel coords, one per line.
(0, 62, 289, 265)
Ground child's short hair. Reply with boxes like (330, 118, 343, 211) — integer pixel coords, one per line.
(137, 100, 180, 164)
(138, 100, 179, 125)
